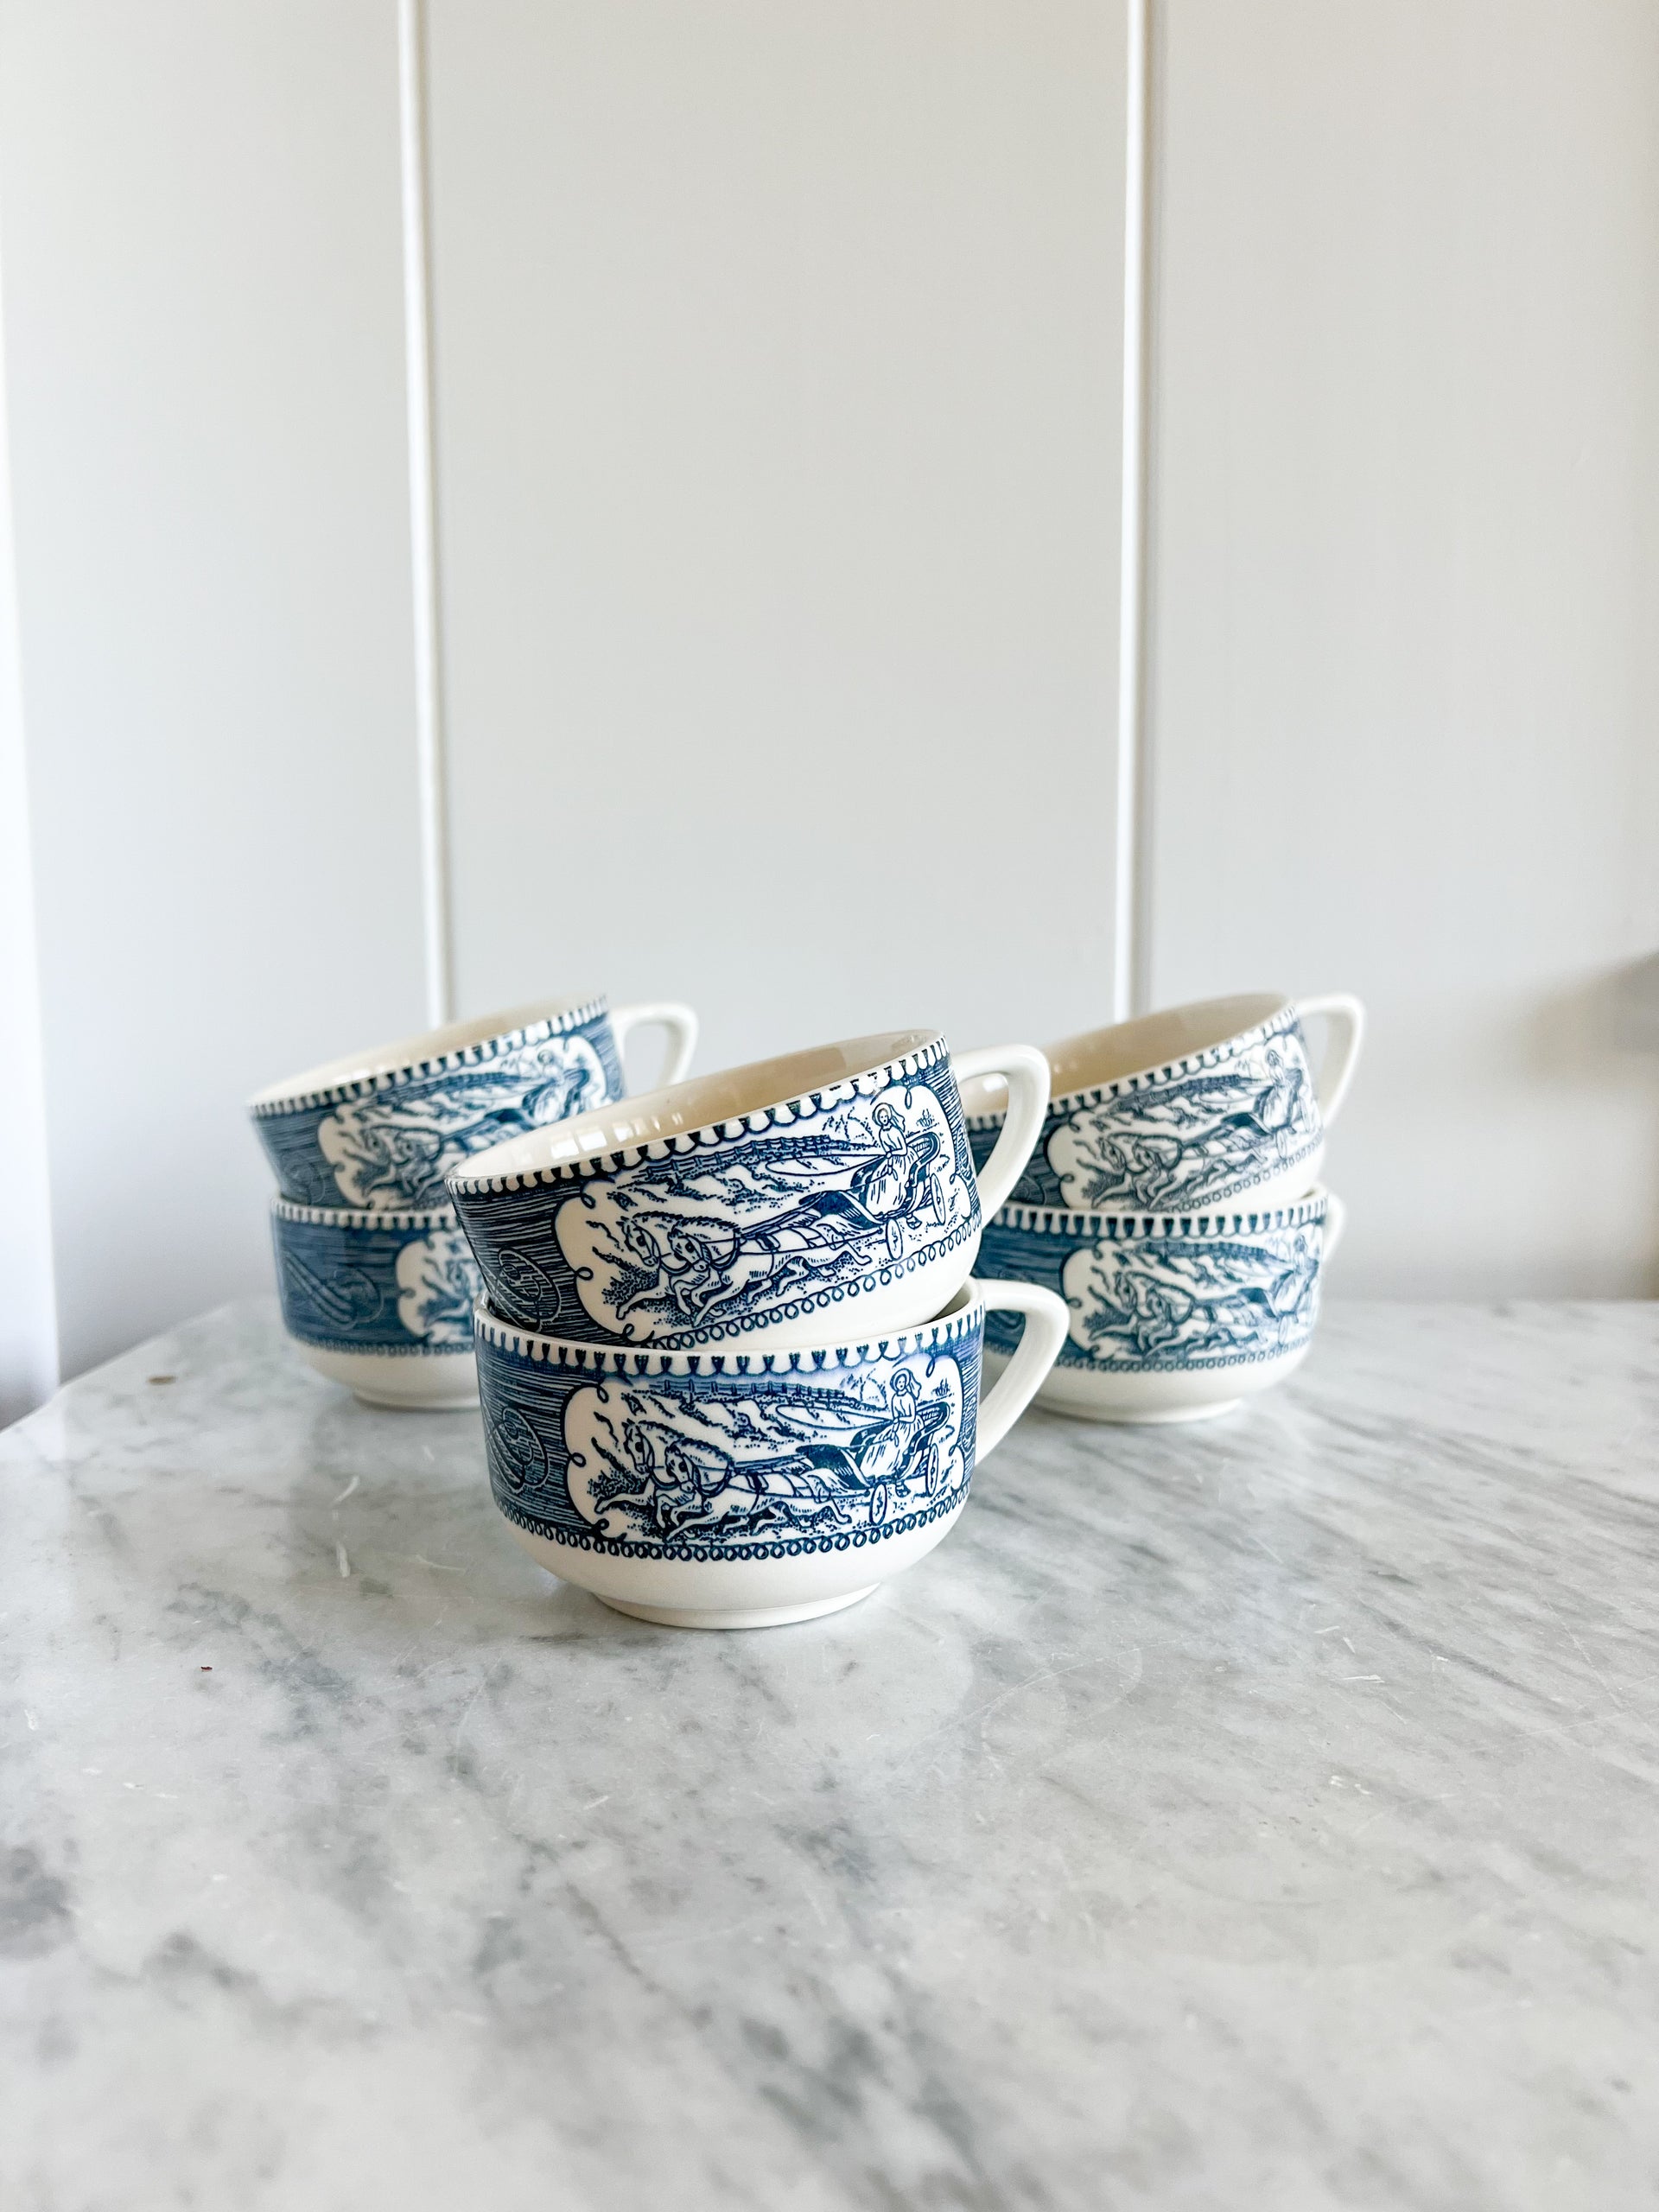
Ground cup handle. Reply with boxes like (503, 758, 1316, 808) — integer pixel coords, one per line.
(1320, 1191, 1347, 1262)
(951, 1044, 1050, 1217)
(1295, 994, 1366, 1125)
(969, 1277, 1070, 1462)
(610, 1002, 699, 1090)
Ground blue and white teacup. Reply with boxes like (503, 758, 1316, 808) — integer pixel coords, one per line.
(271, 1198, 483, 1408)
(977, 1189, 1344, 1424)
(448, 1030, 1050, 1353)
(474, 1275, 1069, 1628)
(963, 993, 1364, 1217)
(250, 995, 699, 1212)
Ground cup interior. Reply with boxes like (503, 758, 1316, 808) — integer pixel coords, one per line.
(959, 992, 1287, 1116)
(250, 995, 603, 1109)
(454, 1029, 938, 1186)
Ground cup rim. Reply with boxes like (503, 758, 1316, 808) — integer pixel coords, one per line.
(472, 1279, 979, 1375)
(248, 994, 607, 1117)
(962, 992, 1294, 1126)
(989, 1188, 1329, 1238)
(271, 1197, 461, 1231)
(448, 1028, 944, 1195)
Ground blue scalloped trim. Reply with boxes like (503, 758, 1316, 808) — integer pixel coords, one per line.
(473, 1291, 978, 1373)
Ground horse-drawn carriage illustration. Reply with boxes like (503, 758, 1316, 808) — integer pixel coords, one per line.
(555, 1078, 973, 1343)
(1047, 1038, 1319, 1211)
(1063, 1228, 1321, 1366)
(561, 1355, 968, 1549)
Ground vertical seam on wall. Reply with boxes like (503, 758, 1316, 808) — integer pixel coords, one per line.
(0, 208, 62, 1411)
(1114, 0, 1153, 1020)
(398, 0, 454, 1028)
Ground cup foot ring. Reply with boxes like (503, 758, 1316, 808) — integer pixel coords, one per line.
(1048, 1395, 1244, 1427)
(592, 1585, 880, 1631)
(351, 1384, 480, 1412)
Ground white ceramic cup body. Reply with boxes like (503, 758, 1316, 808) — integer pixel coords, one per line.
(295, 1341, 479, 1412)
(249, 994, 698, 1211)
(963, 992, 1364, 1219)
(448, 1031, 1050, 1355)
(978, 1189, 1344, 1425)
(270, 1198, 481, 1409)
(474, 1276, 1068, 1629)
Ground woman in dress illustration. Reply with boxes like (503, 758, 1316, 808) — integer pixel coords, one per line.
(852, 1369, 951, 1496)
(855, 1103, 948, 1257)
(1225, 1047, 1311, 1160)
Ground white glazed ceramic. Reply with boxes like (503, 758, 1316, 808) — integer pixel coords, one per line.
(963, 992, 1364, 1217)
(979, 1189, 1345, 1425)
(271, 1198, 481, 1409)
(448, 1030, 1049, 1353)
(474, 1276, 1069, 1629)
(250, 995, 698, 1211)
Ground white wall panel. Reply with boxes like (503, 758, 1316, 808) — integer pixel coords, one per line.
(0, 230, 57, 1426)
(427, 1, 1123, 1077)
(0, 1, 426, 1378)
(1147, 0, 1659, 1295)
(3, 0, 1654, 1406)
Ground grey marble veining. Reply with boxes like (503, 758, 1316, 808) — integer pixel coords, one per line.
(3, 1300, 1656, 2211)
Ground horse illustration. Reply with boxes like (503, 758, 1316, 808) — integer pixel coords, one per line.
(1062, 1128, 1189, 1210)
(592, 1431, 857, 1541)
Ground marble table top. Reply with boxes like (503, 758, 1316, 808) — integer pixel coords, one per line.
(3, 1299, 1656, 2210)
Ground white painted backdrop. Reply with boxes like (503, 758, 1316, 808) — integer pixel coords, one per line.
(1, 0, 1655, 1421)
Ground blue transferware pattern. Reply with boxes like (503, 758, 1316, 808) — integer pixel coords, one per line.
(271, 1201, 480, 1356)
(978, 1195, 1328, 1373)
(453, 1039, 980, 1348)
(475, 1300, 982, 1563)
(968, 1005, 1319, 1212)
(253, 1001, 624, 1212)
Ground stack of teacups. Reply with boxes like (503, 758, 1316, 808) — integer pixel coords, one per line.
(446, 1030, 1072, 1628)
(963, 994, 1365, 1424)
(249, 996, 696, 1408)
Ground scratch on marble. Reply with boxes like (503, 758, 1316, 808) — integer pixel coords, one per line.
(332, 1475, 359, 1506)
(1538, 1592, 1625, 1715)
(917, 1653, 1128, 1752)
(450, 1666, 499, 1770)
(335, 1544, 351, 1580)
